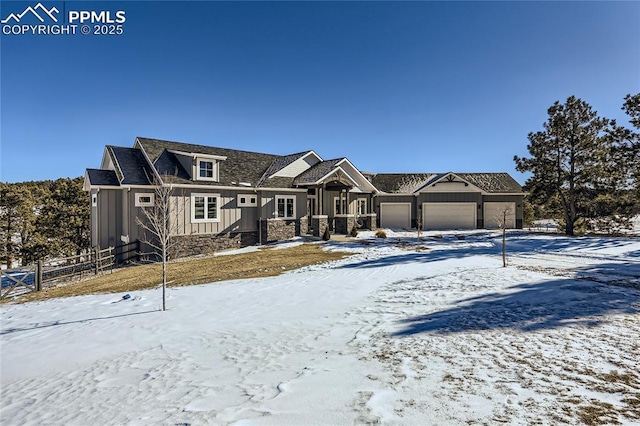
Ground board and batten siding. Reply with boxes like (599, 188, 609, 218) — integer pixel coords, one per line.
(169, 189, 261, 236)
(96, 189, 122, 249)
(258, 190, 307, 219)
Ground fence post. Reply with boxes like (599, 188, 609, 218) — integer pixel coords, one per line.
(94, 247, 99, 275)
(36, 260, 43, 292)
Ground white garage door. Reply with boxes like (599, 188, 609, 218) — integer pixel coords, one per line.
(484, 202, 516, 229)
(380, 203, 411, 229)
(422, 203, 476, 230)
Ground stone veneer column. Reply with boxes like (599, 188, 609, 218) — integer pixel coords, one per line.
(311, 215, 328, 237)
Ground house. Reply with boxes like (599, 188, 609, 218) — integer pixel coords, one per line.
(84, 137, 525, 258)
(371, 172, 525, 230)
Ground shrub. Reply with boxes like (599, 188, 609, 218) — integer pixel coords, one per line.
(350, 225, 359, 237)
(375, 229, 387, 239)
(322, 227, 331, 241)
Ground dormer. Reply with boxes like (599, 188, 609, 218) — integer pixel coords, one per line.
(167, 149, 227, 182)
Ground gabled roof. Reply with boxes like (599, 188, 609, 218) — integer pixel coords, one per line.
(85, 169, 120, 187)
(108, 146, 154, 185)
(292, 159, 343, 185)
(370, 173, 434, 193)
(136, 137, 280, 187)
(153, 150, 191, 181)
(374, 172, 524, 194)
(257, 151, 313, 186)
(455, 173, 523, 194)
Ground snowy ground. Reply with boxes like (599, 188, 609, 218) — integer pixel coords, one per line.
(1, 231, 639, 425)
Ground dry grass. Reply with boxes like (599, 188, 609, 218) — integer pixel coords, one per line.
(4, 243, 351, 304)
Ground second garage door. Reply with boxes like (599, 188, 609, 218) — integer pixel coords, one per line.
(380, 203, 411, 229)
(483, 202, 516, 229)
(422, 202, 476, 230)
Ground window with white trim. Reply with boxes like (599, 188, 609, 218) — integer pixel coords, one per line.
(334, 197, 348, 215)
(275, 195, 296, 219)
(237, 194, 257, 207)
(135, 193, 154, 207)
(197, 159, 218, 181)
(357, 198, 367, 215)
(191, 194, 220, 222)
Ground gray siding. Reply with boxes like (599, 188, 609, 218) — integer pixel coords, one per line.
(170, 189, 261, 236)
(417, 192, 483, 204)
(259, 190, 307, 220)
(96, 189, 122, 249)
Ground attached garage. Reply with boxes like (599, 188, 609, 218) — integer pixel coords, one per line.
(483, 202, 516, 229)
(422, 202, 476, 230)
(380, 203, 411, 229)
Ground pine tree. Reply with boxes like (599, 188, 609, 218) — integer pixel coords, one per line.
(514, 96, 613, 236)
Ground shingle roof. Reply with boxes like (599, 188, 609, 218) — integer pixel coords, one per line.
(86, 169, 120, 186)
(371, 173, 434, 193)
(261, 176, 296, 188)
(109, 146, 154, 185)
(293, 159, 343, 185)
(374, 172, 523, 194)
(136, 137, 279, 187)
(153, 150, 191, 181)
(257, 151, 312, 185)
(456, 173, 523, 193)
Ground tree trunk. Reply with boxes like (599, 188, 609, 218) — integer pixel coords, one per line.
(502, 226, 507, 267)
(162, 253, 167, 311)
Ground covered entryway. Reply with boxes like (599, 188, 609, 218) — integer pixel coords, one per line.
(422, 202, 476, 230)
(483, 202, 516, 229)
(380, 203, 411, 229)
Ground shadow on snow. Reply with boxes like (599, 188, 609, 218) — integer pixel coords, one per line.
(333, 232, 639, 270)
(391, 274, 640, 337)
(0, 310, 158, 335)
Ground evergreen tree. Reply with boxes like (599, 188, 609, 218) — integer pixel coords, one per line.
(514, 96, 612, 236)
(39, 177, 90, 256)
(1, 177, 90, 266)
(0, 183, 25, 266)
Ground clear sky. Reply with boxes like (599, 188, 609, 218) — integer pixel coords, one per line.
(1, 1, 639, 183)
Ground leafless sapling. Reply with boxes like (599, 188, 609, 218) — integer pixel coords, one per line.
(135, 174, 180, 311)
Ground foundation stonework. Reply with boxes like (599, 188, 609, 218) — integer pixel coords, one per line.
(260, 218, 306, 243)
(170, 232, 258, 258)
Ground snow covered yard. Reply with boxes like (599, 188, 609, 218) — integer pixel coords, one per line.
(1, 232, 639, 425)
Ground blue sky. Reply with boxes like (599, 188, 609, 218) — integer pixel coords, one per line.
(1, 1, 639, 183)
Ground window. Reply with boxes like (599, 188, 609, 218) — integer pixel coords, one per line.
(135, 193, 154, 207)
(275, 195, 296, 219)
(197, 159, 218, 181)
(237, 194, 257, 207)
(357, 199, 367, 215)
(191, 194, 220, 222)
(334, 197, 348, 215)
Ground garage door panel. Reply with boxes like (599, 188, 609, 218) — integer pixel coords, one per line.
(484, 202, 516, 229)
(380, 203, 411, 229)
(423, 202, 476, 230)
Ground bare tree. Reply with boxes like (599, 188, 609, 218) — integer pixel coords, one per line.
(136, 175, 179, 311)
(494, 206, 513, 267)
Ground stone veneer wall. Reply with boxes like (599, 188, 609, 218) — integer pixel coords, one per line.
(334, 216, 356, 235)
(361, 214, 377, 231)
(311, 216, 328, 237)
(170, 232, 258, 259)
(260, 217, 307, 243)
